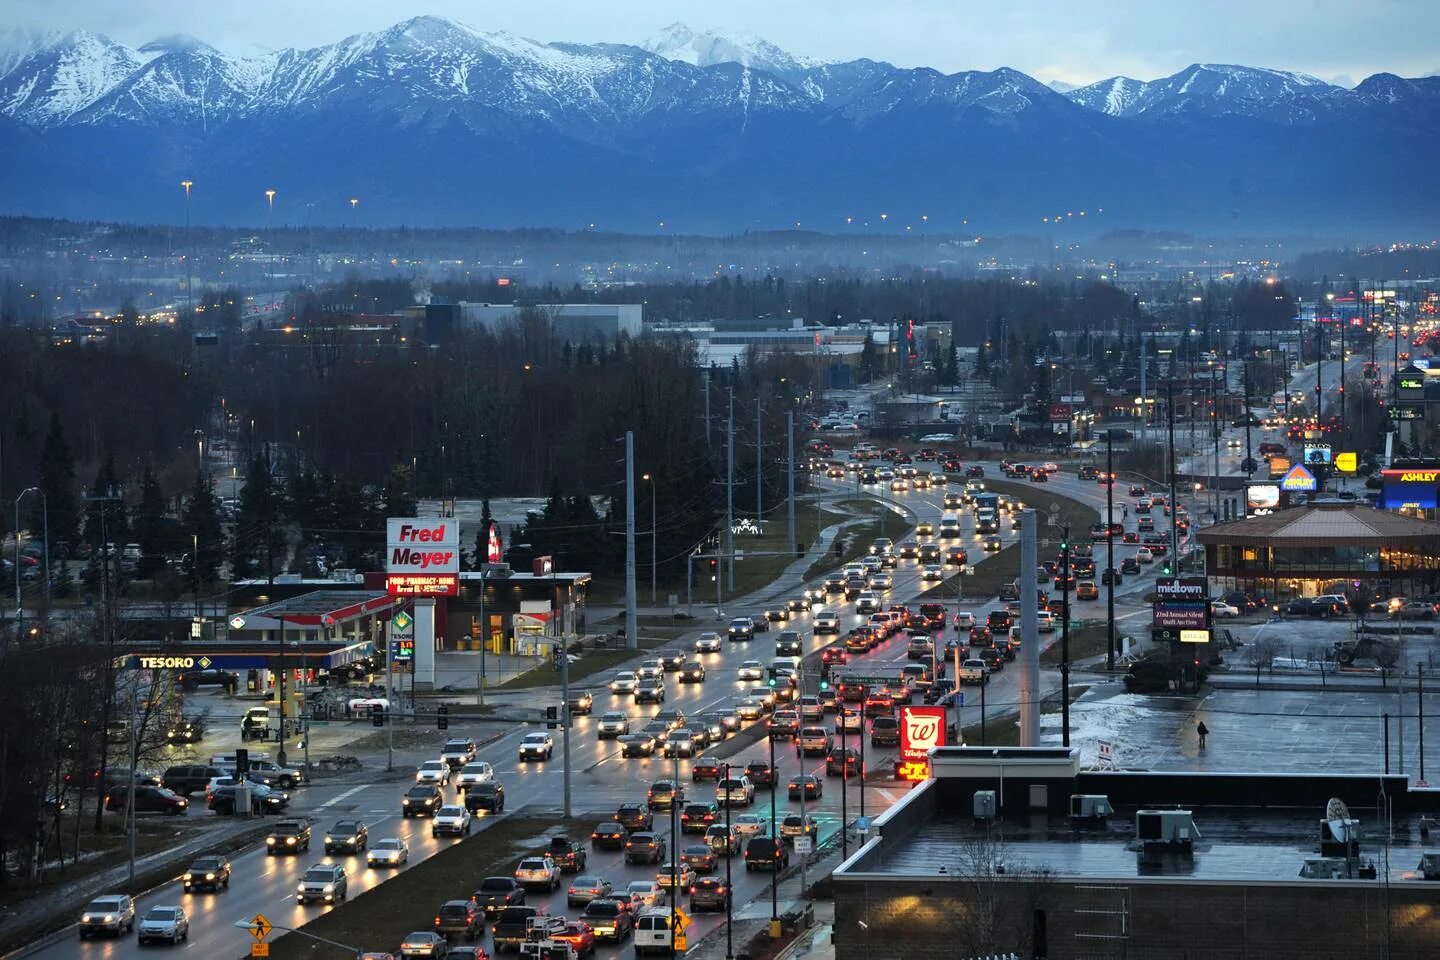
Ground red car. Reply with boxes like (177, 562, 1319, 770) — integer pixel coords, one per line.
(969, 625, 993, 646)
(863, 692, 895, 718)
(552, 921, 596, 958)
(821, 647, 847, 666)
(1122, 532, 1140, 544)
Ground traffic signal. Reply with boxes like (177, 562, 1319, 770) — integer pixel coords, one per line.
(546, 705, 559, 730)
(437, 705, 449, 731)
(819, 678, 829, 690)
(371, 705, 385, 728)
(767, 677, 777, 688)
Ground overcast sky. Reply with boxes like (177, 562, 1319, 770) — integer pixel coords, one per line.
(14, 0, 1437, 86)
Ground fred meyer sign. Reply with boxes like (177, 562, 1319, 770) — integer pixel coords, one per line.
(386, 519, 459, 596)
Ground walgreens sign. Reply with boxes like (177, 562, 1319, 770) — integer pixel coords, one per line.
(386, 520, 459, 596)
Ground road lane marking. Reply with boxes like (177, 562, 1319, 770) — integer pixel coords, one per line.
(317, 784, 370, 809)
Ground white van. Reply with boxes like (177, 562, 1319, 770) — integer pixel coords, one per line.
(634, 910, 678, 956)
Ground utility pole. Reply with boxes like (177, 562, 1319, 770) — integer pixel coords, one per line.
(1106, 430, 1116, 670)
(726, 391, 735, 592)
(703, 369, 711, 449)
(786, 411, 796, 560)
(624, 431, 637, 650)
(1243, 362, 1255, 483)
(559, 593, 572, 818)
(1061, 524, 1071, 748)
(1169, 384, 1180, 570)
(755, 396, 763, 523)
(86, 489, 121, 832)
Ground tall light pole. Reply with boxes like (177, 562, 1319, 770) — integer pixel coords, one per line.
(265, 189, 277, 292)
(180, 180, 193, 316)
(643, 474, 657, 606)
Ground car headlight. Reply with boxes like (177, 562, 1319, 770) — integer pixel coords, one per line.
(322, 884, 334, 893)
(266, 838, 276, 844)
(286, 837, 296, 844)
(205, 873, 215, 880)
(403, 798, 411, 804)
(103, 915, 114, 923)
(324, 836, 334, 843)
(297, 883, 306, 893)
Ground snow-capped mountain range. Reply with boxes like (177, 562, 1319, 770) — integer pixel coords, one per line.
(0, 16, 1435, 234)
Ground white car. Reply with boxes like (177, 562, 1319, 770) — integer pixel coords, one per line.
(518, 732, 553, 761)
(716, 775, 755, 806)
(415, 760, 451, 786)
(736, 698, 765, 721)
(737, 660, 765, 681)
(367, 838, 410, 867)
(1036, 610, 1056, 633)
(813, 611, 840, 633)
(856, 592, 879, 613)
(954, 611, 976, 629)
(432, 804, 472, 837)
(871, 573, 894, 590)
(733, 814, 769, 837)
(610, 672, 638, 695)
(456, 761, 495, 789)
(626, 880, 664, 909)
(136, 905, 189, 944)
(1211, 600, 1241, 618)
(921, 565, 943, 582)
(694, 633, 723, 654)
(597, 711, 631, 738)
(516, 856, 562, 891)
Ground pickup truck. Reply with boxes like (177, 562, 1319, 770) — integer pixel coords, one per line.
(959, 658, 990, 686)
(546, 836, 588, 873)
(492, 906, 550, 953)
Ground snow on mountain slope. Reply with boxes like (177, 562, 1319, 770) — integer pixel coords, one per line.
(1067, 63, 1344, 120)
(641, 22, 818, 77)
(0, 30, 151, 124)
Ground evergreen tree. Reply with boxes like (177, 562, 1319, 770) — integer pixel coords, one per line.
(232, 453, 284, 580)
(84, 455, 128, 546)
(382, 462, 418, 519)
(38, 412, 81, 545)
(182, 472, 224, 584)
(132, 465, 171, 578)
(975, 341, 990, 377)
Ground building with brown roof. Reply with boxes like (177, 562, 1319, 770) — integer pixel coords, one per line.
(1196, 501, 1440, 601)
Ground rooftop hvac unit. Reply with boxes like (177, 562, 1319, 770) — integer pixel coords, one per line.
(1417, 853, 1440, 881)
(973, 790, 997, 821)
(1136, 809, 1200, 848)
(1069, 794, 1114, 824)
(1299, 856, 1350, 880)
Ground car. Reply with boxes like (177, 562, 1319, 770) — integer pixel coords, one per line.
(518, 732, 554, 761)
(914, 523, 934, 538)
(266, 819, 312, 853)
(717, 774, 756, 806)
(1120, 557, 1141, 574)
(591, 821, 628, 850)
(471, 876, 525, 916)
(1211, 599, 1241, 618)
(727, 617, 755, 641)
(856, 591, 880, 613)
(750, 615, 771, 633)
(1076, 580, 1099, 601)
(403, 785, 443, 817)
(656, 863, 697, 891)
(79, 894, 135, 939)
(744, 837, 791, 872)
(626, 880, 664, 910)
(624, 832, 667, 865)
(615, 803, 653, 831)
(1122, 531, 1140, 544)
(764, 605, 790, 622)
(609, 672, 638, 694)
(870, 715, 901, 746)
(136, 905, 189, 944)
(105, 784, 189, 815)
(663, 728, 698, 758)
(953, 610, 976, 630)
(826, 748, 862, 777)
(788, 774, 824, 800)
(813, 611, 840, 633)
(399, 931, 449, 958)
(181, 855, 231, 892)
(647, 779, 685, 809)
(441, 738, 478, 768)
(744, 760, 775, 788)
(515, 856, 562, 891)
(691, 756, 722, 782)
(680, 801, 719, 832)
(581, 898, 635, 943)
(368, 838, 410, 867)
(736, 697, 766, 721)
(596, 711, 630, 738)
(689, 877, 731, 912)
(695, 632, 724, 653)
(548, 835, 589, 872)
(161, 763, 230, 796)
(983, 536, 1003, 552)
(838, 705, 865, 730)
(634, 677, 666, 704)
(1136, 547, 1154, 564)
(433, 804, 473, 837)
(567, 691, 595, 716)
(820, 646, 848, 666)
(434, 899, 485, 941)
(658, 650, 687, 671)
(324, 820, 369, 854)
(296, 863, 348, 904)
(733, 813, 770, 838)
(920, 564, 944, 582)
(1397, 600, 1438, 620)
(566, 875, 614, 907)
(465, 781, 506, 814)
(456, 761, 496, 790)
(416, 760, 452, 786)
(552, 921, 598, 959)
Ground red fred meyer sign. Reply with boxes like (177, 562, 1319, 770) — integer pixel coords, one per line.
(898, 705, 947, 762)
(386, 519, 460, 597)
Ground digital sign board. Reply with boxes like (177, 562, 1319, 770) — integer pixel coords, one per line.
(1379, 467, 1440, 510)
(1246, 484, 1280, 513)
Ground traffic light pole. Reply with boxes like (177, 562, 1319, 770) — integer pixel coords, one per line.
(723, 761, 734, 960)
(1106, 431, 1116, 671)
(1060, 526, 1071, 749)
(768, 734, 778, 923)
(561, 634, 572, 819)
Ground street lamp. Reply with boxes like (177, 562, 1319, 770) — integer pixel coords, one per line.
(13, 487, 48, 622)
(180, 180, 193, 315)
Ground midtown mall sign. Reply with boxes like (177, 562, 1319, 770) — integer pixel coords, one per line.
(385, 519, 459, 596)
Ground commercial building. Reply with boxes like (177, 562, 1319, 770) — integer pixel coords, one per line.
(1195, 501, 1440, 600)
(442, 301, 643, 340)
(832, 747, 1440, 960)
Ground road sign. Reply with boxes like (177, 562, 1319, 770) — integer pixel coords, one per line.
(250, 914, 272, 941)
(794, 835, 814, 853)
(672, 907, 691, 929)
(855, 815, 871, 835)
(251, 945, 270, 958)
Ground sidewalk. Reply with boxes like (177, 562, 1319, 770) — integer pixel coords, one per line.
(688, 838, 844, 960)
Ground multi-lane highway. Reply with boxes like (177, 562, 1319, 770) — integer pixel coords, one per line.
(46, 450, 1176, 960)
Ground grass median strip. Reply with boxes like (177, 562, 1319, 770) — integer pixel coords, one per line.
(267, 815, 598, 960)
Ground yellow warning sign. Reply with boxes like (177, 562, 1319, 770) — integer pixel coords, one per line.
(250, 914, 272, 941)
(672, 908, 691, 929)
(674, 933, 688, 952)
(251, 944, 270, 958)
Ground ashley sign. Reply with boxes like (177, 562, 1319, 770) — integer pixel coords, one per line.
(386, 520, 460, 575)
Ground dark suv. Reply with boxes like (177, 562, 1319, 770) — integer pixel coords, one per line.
(162, 764, 228, 796)
(471, 876, 525, 917)
(744, 837, 790, 872)
(434, 900, 484, 941)
(403, 785, 443, 817)
(615, 803, 653, 831)
(580, 898, 634, 942)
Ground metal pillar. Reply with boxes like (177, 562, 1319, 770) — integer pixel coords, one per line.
(1019, 511, 1040, 745)
(1106, 431, 1116, 669)
(786, 410, 796, 559)
(727, 392, 735, 591)
(1061, 525, 1071, 748)
(625, 431, 637, 649)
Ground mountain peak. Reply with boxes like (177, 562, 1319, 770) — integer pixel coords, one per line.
(138, 34, 216, 57)
(641, 22, 817, 75)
